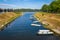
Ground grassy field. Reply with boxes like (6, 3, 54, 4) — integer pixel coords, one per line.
(34, 12, 60, 35)
(0, 12, 22, 30)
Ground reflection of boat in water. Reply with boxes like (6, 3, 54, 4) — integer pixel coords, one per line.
(37, 30, 53, 35)
(31, 24, 41, 26)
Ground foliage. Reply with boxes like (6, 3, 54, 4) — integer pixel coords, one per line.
(41, 0, 60, 13)
(14, 9, 40, 12)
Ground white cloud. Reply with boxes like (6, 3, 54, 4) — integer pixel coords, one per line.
(0, 4, 17, 7)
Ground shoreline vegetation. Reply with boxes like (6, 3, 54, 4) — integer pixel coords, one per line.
(34, 12, 60, 36)
(0, 12, 22, 30)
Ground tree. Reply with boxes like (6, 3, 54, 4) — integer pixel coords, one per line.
(0, 8, 3, 12)
(41, 0, 60, 13)
(50, 1, 58, 12)
(50, 1, 60, 13)
(41, 4, 49, 12)
(41, 4, 52, 12)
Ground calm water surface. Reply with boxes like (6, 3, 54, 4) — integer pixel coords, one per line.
(0, 12, 60, 40)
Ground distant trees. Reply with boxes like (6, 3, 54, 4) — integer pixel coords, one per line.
(0, 8, 40, 13)
(0, 8, 3, 12)
(41, 0, 60, 13)
(4, 9, 13, 12)
(14, 9, 40, 12)
(0, 8, 14, 12)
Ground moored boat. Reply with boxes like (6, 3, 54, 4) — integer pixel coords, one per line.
(37, 30, 53, 35)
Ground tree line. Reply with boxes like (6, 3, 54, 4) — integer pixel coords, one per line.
(41, 0, 60, 13)
(0, 8, 13, 12)
(14, 9, 40, 12)
(0, 8, 40, 13)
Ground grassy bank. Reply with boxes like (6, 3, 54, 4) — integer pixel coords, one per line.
(34, 12, 60, 36)
(0, 12, 22, 30)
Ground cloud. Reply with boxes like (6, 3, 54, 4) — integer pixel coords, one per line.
(0, 4, 17, 7)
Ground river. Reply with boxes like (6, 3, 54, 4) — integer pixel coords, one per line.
(0, 12, 60, 40)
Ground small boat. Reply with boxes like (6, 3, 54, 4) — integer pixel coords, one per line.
(33, 21, 39, 23)
(37, 30, 53, 35)
(31, 24, 41, 26)
(39, 30, 50, 32)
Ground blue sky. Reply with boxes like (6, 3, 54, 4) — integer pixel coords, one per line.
(0, 0, 53, 9)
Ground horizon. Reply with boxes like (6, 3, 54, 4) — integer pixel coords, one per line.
(0, 0, 53, 9)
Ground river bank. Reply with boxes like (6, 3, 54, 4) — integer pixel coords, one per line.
(34, 12, 60, 36)
(0, 12, 22, 30)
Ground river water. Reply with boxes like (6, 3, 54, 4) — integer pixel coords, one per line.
(0, 12, 60, 40)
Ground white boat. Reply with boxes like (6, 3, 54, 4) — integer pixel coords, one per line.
(37, 30, 53, 35)
(31, 24, 41, 26)
(33, 21, 39, 23)
(39, 30, 50, 32)
(47, 32, 53, 34)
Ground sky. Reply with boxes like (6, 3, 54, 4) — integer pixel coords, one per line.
(0, 0, 53, 9)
